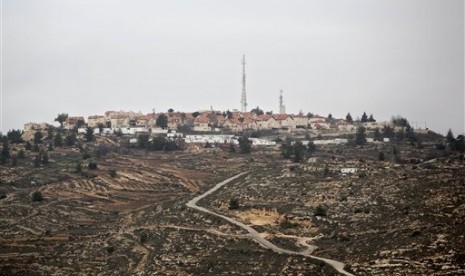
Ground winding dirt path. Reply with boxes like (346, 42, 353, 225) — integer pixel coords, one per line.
(186, 172, 354, 276)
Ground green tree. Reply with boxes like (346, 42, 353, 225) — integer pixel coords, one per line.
(25, 141, 32, 151)
(47, 127, 54, 140)
(7, 129, 24, 144)
(33, 153, 41, 167)
(54, 133, 63, 147)
(345, 113, 353, 123)
(151, 135, 167, 151)
(65, 133, 77, 147)
(307, 141, 316, 154)
(114, 129, 123, 137)
(373, 128, 382, 141)
(368, 114, 376, 122)
(391, 116, 409, 127)
(355, 126, 367, 145)
(18, 149, 26, 159)
(75, 162, 82, 173)
(11, 155, 18, 167)
(382, 125, 395, 139)
(77, 119, 86, 129)
(251, 106, 264, 116)
(41, 150, 49, 165)
(281, 142, 293, 159)
(32, 144, 40, 152)
(137, 133, 150, 149)
(238, 136, 252, 154)
(361, 112, 368, 123)
(164, 140, 178, 151)
(229, 198, 239, 210)
(229, 143, 236, 153)
(378, 151, 385, 161)
(192, 111, 200, 118)
(84, 127, 95, 142)
(293, 141, 307, 163)
(34, 131, 43, 144)
(97, 123, 105, 134)
(446, 129, 455, 145)
(306, 112, 314, 118)
(109, 169, 117, 178)
(156, 114, 168, 128)
(456, 135, 465, 153)
(168, 108, 174, 113)
(0, 140, 10, 164)
(314, 205, 327, 217)
(55, 113, 68, 128)
(32, 191, 43, 202)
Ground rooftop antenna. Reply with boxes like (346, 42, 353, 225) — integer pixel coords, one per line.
(241, 54, 247, 112)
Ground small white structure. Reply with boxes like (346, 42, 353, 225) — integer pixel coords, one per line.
(151, 128, 169, 134)
(314, 139, 348, 145)
(249, 138, 277, 146)
(341, 168, 358, 174)
(383, 138, 390, 142)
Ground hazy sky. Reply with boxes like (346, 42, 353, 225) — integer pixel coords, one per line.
(1, 0, 464, 135)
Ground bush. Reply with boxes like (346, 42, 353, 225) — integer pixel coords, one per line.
(238, 136, 252, 154)
(378, 151, 385, 161)
(228, 198, 239, 210)
(314, 205, 327, 216)
(75, 162, 82, 173)
(280, 221, 299, 229)
(109, 169, 117, 178)
(106, 246, 115, 254)
(32, 191, 43, 202)
(88, 162, 98, 170)
(140, 233, 148, 243)
(228, 143, 236, 153)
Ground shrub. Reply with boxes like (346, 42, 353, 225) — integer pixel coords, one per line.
(106, 246, 115, 254)
(32, 191, 43, 202)
(75, 162, 82, 173)
(140, 233, 148, 243)
(314, 205, 327, 217)
(280, 221, 299, 229)
(88, 162, 98, 170)
(228, 143, 236, 153)
(378, 151, 385, 161)
(109, 169, 117, 178)
(228, 198, 239, 210)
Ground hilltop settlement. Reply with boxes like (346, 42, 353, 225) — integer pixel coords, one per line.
(0, 107, 464, 275)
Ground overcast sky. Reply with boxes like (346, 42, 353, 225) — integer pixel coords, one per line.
(1, 0, 464, 135)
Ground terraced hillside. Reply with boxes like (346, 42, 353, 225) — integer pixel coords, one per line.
(0, 147, 337, 275)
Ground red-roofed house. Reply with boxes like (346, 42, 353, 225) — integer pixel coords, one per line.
(193, 115, 211, 132)
(273, 114, 296, 129)
(64, 116, 85, 129)
(88, 115, 106, 128)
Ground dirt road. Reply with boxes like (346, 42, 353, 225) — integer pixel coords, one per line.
(186, 172, 354, 276)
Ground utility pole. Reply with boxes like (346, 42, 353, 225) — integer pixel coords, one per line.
(241, 55, 247, 112)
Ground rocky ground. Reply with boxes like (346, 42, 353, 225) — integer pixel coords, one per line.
(203, 145, 465, 275)
(0, 139, 464, 275)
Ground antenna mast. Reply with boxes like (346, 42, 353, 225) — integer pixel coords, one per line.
(279, 89, 286, 114)
(241, 55, 247, 112)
